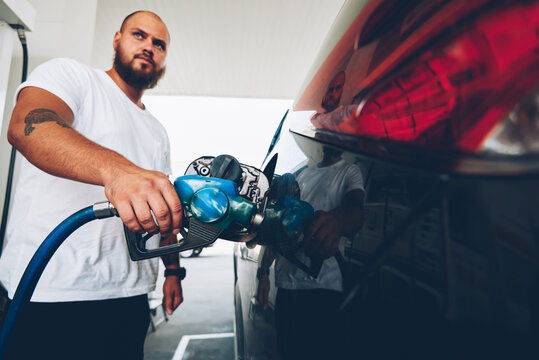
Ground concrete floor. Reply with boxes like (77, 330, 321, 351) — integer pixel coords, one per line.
(144, 241, 236, 360)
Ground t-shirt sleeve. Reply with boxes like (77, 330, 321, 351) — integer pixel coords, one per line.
(343, 164, 365, 195)
(14, 58, 88, 118)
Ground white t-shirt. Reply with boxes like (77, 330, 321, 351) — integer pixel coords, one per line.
(275, 159, 364, 292)
(0, 58, 172, 302)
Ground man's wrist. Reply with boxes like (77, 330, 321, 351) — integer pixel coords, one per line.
(164, 267, 186, 280)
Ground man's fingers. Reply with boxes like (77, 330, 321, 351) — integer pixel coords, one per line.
(105, 170, 182, 234)
(131, 199, 159, 234)
(173, 291, 183, 309)
(162, 184, 183, 233)
(147, 176, 182, 235)
(166, 298, 174, 315)
(328, 239, 339, 257)
(304, 211, 344, 258)
(163, 287, 174, 315)
(166, 297, 174, 315)
(166, 289, 183, 315)
(115, 202, 143, 233)
(147, 195, 172, 235)
(303, 220, 318, 243)
(319, 235, 338, 258)
(304, 213, 324, 245)
(316, 225, 339, 257)
(311, 226, 328, 251)
(163, 277, 183, 316)
(304, 213, 326, 254)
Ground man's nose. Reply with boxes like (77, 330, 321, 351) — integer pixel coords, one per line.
(142, 40, 154, 57)
(143, 48, 153, 57)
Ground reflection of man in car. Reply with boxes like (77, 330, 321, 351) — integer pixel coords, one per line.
(257, 146, 364, 359)
(321, 71, 345, 112)
(311, 70, 358, 131)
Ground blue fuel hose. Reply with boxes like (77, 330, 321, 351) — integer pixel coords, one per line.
(0, 202, 117, 359)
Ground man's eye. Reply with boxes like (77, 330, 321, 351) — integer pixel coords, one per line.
(134, 33, 143, 39)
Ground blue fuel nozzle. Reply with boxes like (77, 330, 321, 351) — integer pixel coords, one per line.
(174, 175, 257, 228)
(259, 196, 314, 248)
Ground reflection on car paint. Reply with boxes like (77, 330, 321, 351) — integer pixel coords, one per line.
(234, 0, 539, 359)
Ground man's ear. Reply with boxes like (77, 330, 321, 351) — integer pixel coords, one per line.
(112, 31, 122, 49)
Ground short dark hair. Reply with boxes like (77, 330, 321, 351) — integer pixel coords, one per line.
(119, 10, 164, 33)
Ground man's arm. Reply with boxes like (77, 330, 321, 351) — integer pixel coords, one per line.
(303, 189, 364, 259)
(160, 234, 183, 315)
(7, 87, 182, 235)
(257, 246, 276, 310)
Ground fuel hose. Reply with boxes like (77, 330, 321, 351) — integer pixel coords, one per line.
(0, 202, 117, 359)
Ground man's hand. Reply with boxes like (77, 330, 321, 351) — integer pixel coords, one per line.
(161, 235, 182, 315)
(103, 167, 182, 236)
(302, 189, 364, 259)
(303, 210, 342, 259)
(257, 275, 270, 310)
(163, 276, 183, 315)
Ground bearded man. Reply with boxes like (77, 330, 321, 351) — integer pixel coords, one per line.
(0, 11, 183, 360)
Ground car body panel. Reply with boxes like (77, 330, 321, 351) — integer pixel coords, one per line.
(234, 0, 539, 358)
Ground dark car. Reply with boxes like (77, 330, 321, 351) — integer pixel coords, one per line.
(233, 0, 539, 359)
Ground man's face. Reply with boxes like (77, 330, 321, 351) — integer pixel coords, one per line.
(321, 72, 345, 113)
(113, 12, 170, 90)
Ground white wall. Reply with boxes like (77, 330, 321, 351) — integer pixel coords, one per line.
(0, 26, 22, 249)
(0, 0, 98, 247)
(22, 0, 98, 67)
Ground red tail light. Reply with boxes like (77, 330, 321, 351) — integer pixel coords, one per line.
(324, 2, 539, 153)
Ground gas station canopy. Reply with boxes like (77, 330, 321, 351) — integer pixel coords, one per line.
(7, 0, 345, 100)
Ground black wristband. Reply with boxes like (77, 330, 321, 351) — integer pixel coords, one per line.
(164, 267, 186, 280)
(256, 268, 269, 280)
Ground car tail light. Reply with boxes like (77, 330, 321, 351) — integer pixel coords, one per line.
(326, 1, 539, 155)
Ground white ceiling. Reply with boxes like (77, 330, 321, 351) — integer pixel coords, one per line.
(21, 0, 345, 99)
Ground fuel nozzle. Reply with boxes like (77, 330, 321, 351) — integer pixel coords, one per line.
(258, 196, 313, 248)
(254, 173, 324, 278)
(122, 156, 315, 270)
(123, 175, 260, 261)
(174, 175, 257, 229)
(256, 195, 323, 277)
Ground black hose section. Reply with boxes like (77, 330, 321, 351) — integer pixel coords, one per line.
(0, 149, 16, 256)
(0, 26, 28, 255)
(0, 206, 98, 359)
(16, 27, 28, 82)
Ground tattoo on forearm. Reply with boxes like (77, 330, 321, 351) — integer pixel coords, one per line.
(24, 109, 70, 136)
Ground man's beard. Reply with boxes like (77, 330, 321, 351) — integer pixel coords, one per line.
(321, 95, 341, 113)
(113, 46, 165, 90)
